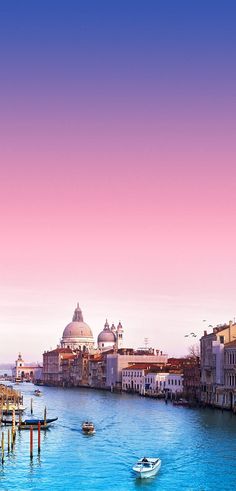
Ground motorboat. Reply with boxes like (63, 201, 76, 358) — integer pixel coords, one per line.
(82, 421, 95, 434)
(173, 398, 189, 407)
(132, 457, 161, 479)
(18, 417, 58, 430)
(34, 389, 42, 396)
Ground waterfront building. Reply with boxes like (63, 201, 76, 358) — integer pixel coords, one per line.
(122, 364, 183, 395)
(43, 348, 73, 385)
(183, 357, 201, 402)
(88, 353, 107, 388)
(122, 364, 149, 392)
(107, 349, 168, 391)
(200, 321, 236, 408)
(71, 351, 90, 386)
(61, 303, 94, 351)
(12, 353, 42, 382)
(222, 340, 236, 409)
(61, 353, 76, 385)
(213, 340, 236, 410)
(166, 371, 183, 395)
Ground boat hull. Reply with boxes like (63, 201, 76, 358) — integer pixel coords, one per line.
(18, 417, 58, 430)
(133, 459, 161, 479)
(82, 422, 95, 434)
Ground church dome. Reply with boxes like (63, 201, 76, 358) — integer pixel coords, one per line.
(61, 303, 94, 351)
(62, 321, 93, 339)
(97, 329, 116, 343)
(97, 319, 116, 344)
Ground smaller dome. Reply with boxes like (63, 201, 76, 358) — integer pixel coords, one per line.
(97, 319, 116, 344)
(98, 330, 116, 343)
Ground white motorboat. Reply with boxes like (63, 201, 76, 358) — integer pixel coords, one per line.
(132, 457, 161, 478)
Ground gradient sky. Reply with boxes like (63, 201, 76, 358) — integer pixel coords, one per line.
(1, 1, 236, 363)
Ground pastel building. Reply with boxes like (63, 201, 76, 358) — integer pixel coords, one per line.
(12, 353, 42, 382)
(122, 365, 183, 395)
(43, 348, 74, 385)
(200, 321, 236, 409)
(107, 350, 168, 390)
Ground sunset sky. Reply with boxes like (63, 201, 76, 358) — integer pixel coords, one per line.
(1, 1, 236, 362)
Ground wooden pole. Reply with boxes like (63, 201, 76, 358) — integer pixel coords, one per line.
(44, 406, 47, 426)
(30, 426, 33, 459)
(8, 429, 10, 453)
(11, 427, 14, 450)
(12, 408, 16, 440)
(31, 398, 33, 415)
(1, 432, 4, 464)
(38, 422, 41, 453)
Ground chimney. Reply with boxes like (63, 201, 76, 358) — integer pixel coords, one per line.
(204, 330, 207, 336)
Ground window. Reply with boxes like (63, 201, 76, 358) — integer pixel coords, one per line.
(220, 336, 224, 344)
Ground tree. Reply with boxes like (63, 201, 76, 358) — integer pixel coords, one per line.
(188, 343, 200, 359)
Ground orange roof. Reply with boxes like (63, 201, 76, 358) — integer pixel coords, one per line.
(44, 348, 73, 355)
(123, 363, 161, 370)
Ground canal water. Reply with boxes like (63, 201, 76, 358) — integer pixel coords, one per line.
(0, 383, 236, 490)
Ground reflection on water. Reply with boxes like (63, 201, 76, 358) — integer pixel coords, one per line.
(0, 383, 236, 490)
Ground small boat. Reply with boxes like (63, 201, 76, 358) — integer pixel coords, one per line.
(34, 389, 42, 396)
(82, 421, 95, 434)
(173, 398, 189, 407)
(132, 457, 161, 479)
(18, 417, 58, 430)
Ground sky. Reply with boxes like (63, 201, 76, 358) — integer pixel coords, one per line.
(0, 0, 236, 363)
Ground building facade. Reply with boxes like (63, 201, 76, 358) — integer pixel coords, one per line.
(107, 350, 168, 390)
(12, 353, 42, 382)
(43, 348, 74, 385)
(200, 321, 236, 409)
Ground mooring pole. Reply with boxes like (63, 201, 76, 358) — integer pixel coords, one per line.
(30, 425, 33, 459)
(1, 432, 4, 464)
(7, 429, 10, 453)
(38, 421, 41, 453)
(12, 408, 16, 442)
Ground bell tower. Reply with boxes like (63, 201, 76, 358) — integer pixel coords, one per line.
(116, 321, 124, 349)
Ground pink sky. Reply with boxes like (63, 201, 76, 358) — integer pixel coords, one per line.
(1, 110, 236, 362)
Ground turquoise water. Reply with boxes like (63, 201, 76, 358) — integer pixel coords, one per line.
(1, 383, 236, 490)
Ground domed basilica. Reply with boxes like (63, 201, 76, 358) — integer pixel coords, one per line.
(61, 303, 94, 351)
(60, 303, 124, 352)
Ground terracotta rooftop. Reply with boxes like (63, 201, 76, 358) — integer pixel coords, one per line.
(44, 348, 73, 355)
